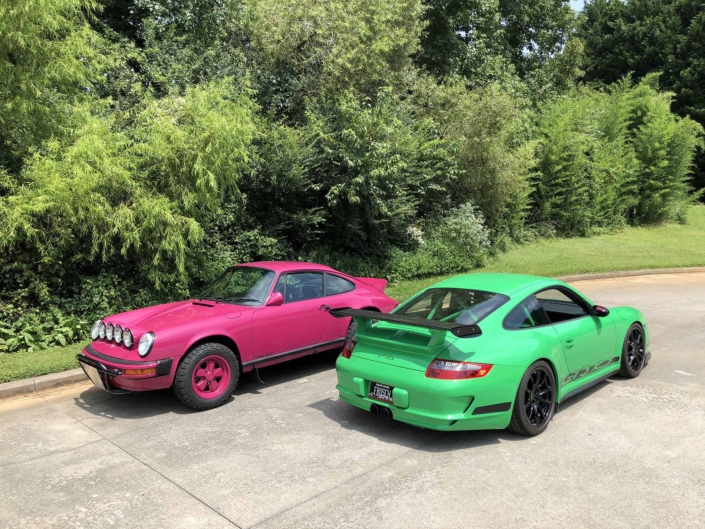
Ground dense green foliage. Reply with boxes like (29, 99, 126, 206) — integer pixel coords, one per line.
(533, 75, 702, 235)
(0, 0, 702, 353)
(580, 0, 705, 193)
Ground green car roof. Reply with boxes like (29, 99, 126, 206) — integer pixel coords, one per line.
(431, 273, 560, 296)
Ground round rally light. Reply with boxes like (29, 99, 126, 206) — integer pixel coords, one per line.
(123, 328, 133, 347)
(98, 321, 106, 339)
(106, 323, 114, 341)
(138, 332, 155, 358)
(91, 320, 101, 340)
(114, 325, 123, 344)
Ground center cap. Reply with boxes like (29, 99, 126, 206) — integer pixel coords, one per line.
(206, 372, 215, 382)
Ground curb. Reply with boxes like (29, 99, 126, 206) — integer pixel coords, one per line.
(2, 266, 705, 401)
(0, 368, 86, 400)
(557, 266, 705, 283)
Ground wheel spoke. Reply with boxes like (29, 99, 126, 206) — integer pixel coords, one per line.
(522, 367, 554, 428)
(209, 378, 219, 391)
(195, 379, 207, 390)
(627, 329, 645, 371)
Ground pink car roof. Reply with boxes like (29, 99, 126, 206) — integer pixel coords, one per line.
(238, 261, 338, 273)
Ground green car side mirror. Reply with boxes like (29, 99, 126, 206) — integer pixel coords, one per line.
(591, 305, 610, 317)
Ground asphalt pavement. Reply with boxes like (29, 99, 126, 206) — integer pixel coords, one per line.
(1, 273, 704, 529)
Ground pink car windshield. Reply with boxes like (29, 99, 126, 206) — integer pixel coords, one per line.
(197, 266, 275, 305)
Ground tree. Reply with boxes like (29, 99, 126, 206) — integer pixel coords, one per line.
(416, 0, 582, 95)
(412, 76, 536, 240)
(305, 89, 458, 257)
(0, 0, 108, 173)
(246, 0, 424, 120)
(580, 0, 705, 194)
(531, 76, 703, 235)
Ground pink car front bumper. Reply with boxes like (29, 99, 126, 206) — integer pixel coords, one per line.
(77, 345, 176, 393)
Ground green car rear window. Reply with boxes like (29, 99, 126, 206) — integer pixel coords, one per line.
(394, 288, 509, 325)
(504, 295, 551, 329)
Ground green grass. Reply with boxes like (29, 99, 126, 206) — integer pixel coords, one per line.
(2, 206, 704, 385)
(386, 205, 705, 301)
(0, 343, 84, 384)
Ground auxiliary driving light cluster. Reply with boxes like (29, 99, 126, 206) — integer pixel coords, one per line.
(90, 320, 155, 358)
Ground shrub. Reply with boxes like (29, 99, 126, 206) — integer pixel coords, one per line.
(625, 75, 704, 223)
(389, 202, 490, 280)
(531, 76, 702, 236)
(305, 88, 458, 258)
(412, 77, 536, 241)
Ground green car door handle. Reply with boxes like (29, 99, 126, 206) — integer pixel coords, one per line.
(565, 339, 575, 349)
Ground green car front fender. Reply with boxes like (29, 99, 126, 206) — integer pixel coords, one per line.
(609, 306, 650, 348)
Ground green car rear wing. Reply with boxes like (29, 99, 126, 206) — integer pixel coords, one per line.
(330, 308, 482, 339)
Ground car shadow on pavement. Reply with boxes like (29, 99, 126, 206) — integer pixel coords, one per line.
(235, 349, 341, 395)
(309, 397, 517, 452)
(309, 377, 616, 451)
(555, 377, 615, 413)
(72, 387, 196, 421)
(72, 349, 341, 420)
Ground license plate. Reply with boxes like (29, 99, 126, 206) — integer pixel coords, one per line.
(369, 382, 394, 404)
(81, 363, 108, 391)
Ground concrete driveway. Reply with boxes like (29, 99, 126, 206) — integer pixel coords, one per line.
(1, 273, 704, 529)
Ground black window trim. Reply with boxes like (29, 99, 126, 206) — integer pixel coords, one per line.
(503, 285, 592, 331)
(324, 272, 357, 297)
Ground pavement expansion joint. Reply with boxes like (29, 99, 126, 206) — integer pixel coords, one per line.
(41, 395, 244, 529)
(247, 432, 443, 529)
(0, 438, 105, 470)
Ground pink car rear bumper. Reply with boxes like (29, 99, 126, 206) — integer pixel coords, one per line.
(77, 345, 176, 393)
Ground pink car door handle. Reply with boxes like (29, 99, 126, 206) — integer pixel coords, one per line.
(318, 304, 331, 311)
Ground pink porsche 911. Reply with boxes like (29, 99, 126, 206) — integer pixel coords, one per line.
(77, 262, 397, 410)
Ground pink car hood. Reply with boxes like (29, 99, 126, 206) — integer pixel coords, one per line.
(94, 299, 252, 360)
(105, 300, 248, 333)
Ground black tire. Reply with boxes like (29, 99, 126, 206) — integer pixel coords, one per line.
(619, 323, 646, 378)
(508, 360, 556, 436)
(173, 343, 240, 411)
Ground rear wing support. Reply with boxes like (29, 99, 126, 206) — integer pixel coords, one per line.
(330, 308, 482, 339)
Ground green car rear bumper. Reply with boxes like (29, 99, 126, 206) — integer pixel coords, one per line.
(336, 355, 525, 431)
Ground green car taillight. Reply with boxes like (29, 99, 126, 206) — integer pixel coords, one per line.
(425, 360, 493, 380)
(341, 339, 358, 359)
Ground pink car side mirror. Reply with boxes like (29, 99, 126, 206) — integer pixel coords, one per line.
(266, 291, 284, 306)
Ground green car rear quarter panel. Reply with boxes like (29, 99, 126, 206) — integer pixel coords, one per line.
(335, 273, 649, 431)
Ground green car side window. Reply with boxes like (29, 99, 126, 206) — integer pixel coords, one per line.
(504, 295, 551, 330)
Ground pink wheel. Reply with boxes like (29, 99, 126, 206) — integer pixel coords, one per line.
(191, 355, 231, 399)
(174, 343, 239, 410)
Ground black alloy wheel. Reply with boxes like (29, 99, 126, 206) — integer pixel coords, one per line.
(626, 327, 645, 372)
(619, 323, 646, 378)
(524, 366, 554, 428)
(509, 360, 556, 436)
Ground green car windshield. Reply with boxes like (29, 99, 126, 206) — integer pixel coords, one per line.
(394, 288, 509, 325)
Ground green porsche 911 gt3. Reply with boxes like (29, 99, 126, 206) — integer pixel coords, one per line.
(332, 273, 649, 436)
